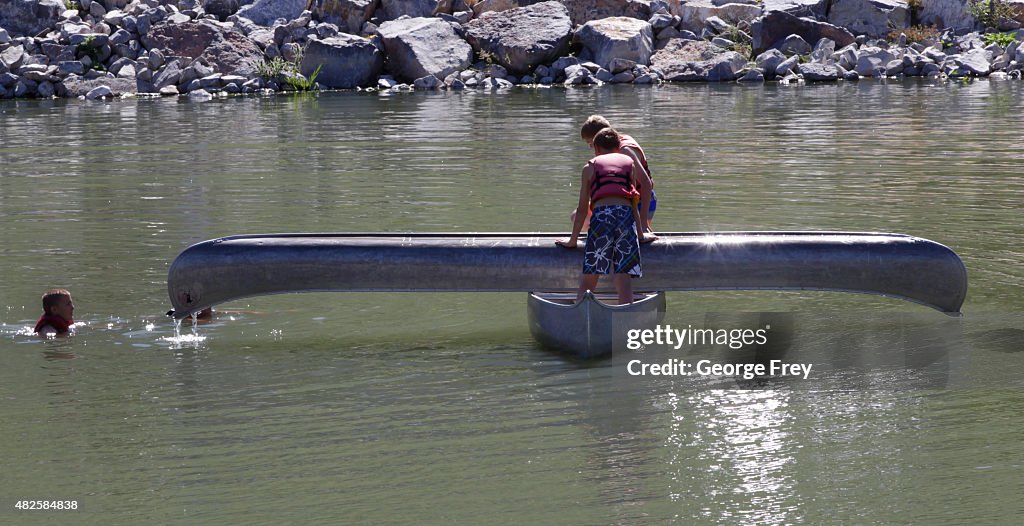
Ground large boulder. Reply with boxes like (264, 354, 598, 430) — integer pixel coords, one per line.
(827, 0, 908, 38)
(650, 38, 744, 81)
(574, 16, 653, 70)
(464, 1, 573, 75)
(143, 21, 264, 76)
(677, 0, 764, 34)
(57, 76, 138, 97)
(204, 0, 242, 22)
(561, 0, 655, 27)
(0, 0, 64, 37)
(379, 0, 451, 21)
(760, 0, 827, 18)
(472, 0, 532, 17)
(300, 34, 384, 88)
(917, 0, 975, 31)
(236, 0, 307, 26)
(751, 9, 855, 55)
(310, 0, 380, 34)
(378, 17, 472, 82)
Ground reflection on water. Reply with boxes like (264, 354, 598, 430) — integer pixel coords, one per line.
(1, 81, 1024, 522)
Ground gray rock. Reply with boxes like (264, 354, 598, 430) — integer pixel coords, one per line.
(547, 56, 578, 79)
(199, 73, 222, 88)
(236, 0, 306, 26)
(775, 54, 799, 76)
(711, 37, 734, 48)
(754, 48, 785, 79)
(562, 63, 594, 85)
(0, 0, 65, 37)
(611, 71, 634, 82)
(574, 16, 654, 71)
(608, 57, 636, 74)
(380, 0, 447, 21)
(188, 88, 213, 100)
(152, 60, 183, 88)
(651, 38, 740, 82)
(159, 85, 180, 95)
(58, 61, 86, 76)
(465, 1, 572, 76)
(117, 64, 137, 79)
(86, 85, 114, 99)
(56, 76, 136, 98)
(301, 34, 384, 88)
(752, 9, 855, 55)
(204, 0, 241, 21)
(854, 46, 895, 76)
(1, 45, 25, 71)
(737, 69, 764, 82)
(703, 16, 730, 35)
(835, 43, 859, 69)
(413, 74, 443, 89)
(378, 17, 473, 82)
(798, 62, 840, 80)
(0, 71, 20, 87)
(811, 37, 835, 64)
(310, 0, 377, 35)
(828, 0, 908, 39)
(37, 80, 55, 97)
(958, 48, 992, 76)
(916, 0, 974, 33)
(779, 34, 811, 55)
(649, 13, 674, 31)
(0, 28, 9, 45)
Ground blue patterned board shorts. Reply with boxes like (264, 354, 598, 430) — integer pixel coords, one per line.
(583, 205, 642, 277)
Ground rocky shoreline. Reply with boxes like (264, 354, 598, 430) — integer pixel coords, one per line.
(1, 0, 1024, 100)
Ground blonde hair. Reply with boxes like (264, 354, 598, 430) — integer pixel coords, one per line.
(580, 115, 612, 142)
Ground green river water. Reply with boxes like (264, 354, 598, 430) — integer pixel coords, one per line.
(1, 80, 1022, 524)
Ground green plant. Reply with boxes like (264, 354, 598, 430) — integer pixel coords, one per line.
(284, 64, 321, 91)
(254, 47, 322, 92)
(982, 31, 1017, 47)
(254, 56, 289, 80)
(75, 35, 105, 72)
(968, 0, 1015, 29)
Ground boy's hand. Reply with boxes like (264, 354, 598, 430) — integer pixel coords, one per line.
(640, 233, 658, 244)
(556, 239, 577, 249)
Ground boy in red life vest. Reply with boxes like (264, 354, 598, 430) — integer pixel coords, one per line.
(34, 289, 75, 336)
(572, 115, 657, 243)
(556, 127, 644, 305)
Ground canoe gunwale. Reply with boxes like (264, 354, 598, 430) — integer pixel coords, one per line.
(167, 231, 967, 318)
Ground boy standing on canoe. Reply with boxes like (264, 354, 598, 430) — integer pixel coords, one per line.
(557, 127, 644, 305)
(574, 115, 656, 242)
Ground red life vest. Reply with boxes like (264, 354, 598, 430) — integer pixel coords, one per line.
(589, 152, 639, 207)
(34, 314, 73, 334)
(619, 134, 651, 176)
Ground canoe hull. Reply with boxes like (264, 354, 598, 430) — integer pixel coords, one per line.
(528, 291, 667, 358)
(167, 232, 967, 317)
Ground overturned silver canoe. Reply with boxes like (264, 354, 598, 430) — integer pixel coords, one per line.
(167, 232, 967, 318)
(528, 291, 666, 358)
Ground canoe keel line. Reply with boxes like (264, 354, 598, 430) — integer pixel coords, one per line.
(167, 232, 967, 356)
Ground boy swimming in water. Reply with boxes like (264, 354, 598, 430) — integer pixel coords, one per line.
(34, 289, 75, 336)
